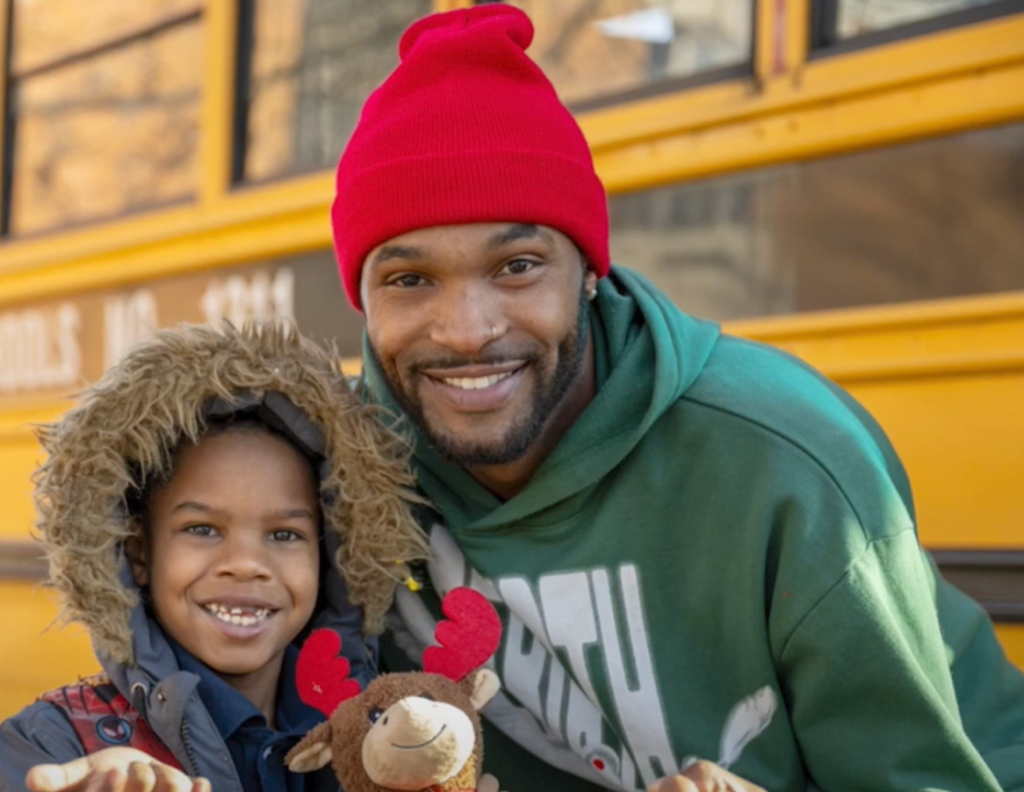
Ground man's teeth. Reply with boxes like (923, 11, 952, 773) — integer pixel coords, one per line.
(442, 371, 515, 390)
(204, 604, 271, 626)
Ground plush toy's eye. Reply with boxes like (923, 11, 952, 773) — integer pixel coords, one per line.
(368, 707, 384, 725)
(419, 693, 434, 702)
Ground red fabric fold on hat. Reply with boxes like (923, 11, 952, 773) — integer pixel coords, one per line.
(332, 4, 610, 310)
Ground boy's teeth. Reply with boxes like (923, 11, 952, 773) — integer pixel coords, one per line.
(204, 604, 271, 626)
(443, 371, 514, 390)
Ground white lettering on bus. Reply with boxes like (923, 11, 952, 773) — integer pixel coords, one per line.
(0, 304, 82, 394)
(104, 290, 159, 370)
(200, 268, 295, 329)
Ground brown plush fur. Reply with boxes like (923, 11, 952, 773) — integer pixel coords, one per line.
(33, 321, 429, 664)
(300, 672, 486, 792)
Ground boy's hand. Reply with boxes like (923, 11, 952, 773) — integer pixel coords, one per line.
(26, 747, 210, 792)
(648, 761, 767, 792)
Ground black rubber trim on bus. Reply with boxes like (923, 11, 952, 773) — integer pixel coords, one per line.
(0, 540, 47, 581)
(1, 0, 15, 237)
(231, 0, 256, 185)
(932, 549, 1024, 623)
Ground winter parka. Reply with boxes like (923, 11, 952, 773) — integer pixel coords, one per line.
(0, 322, 429, 792)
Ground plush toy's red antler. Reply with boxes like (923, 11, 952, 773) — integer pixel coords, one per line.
(296, 629, 363, 716)
(423, 587, 502, 682)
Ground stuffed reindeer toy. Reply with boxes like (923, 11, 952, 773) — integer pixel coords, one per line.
(286, 588, 503, 792)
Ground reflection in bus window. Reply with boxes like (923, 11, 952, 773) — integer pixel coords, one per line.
(241, 0, 431, 182)
(481, 0, 753, 107)
(11, 0, 203, 74)
(815, 0, 1018, 44)
(6, 2, 203, 236)
(609, 122, 1024, 321)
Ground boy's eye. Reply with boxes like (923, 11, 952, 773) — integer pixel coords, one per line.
(184, 524, 216, 537)
(368, 707, 384, 725)
(270, 529, 303, 542)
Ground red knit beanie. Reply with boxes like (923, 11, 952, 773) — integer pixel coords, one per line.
(332, 4, 610, 310)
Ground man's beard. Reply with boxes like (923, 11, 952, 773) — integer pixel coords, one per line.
(372, 288, 590, 467)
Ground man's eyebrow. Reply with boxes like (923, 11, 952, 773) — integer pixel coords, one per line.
(369, 244, 427, 269)
(485, 223, 552, 251)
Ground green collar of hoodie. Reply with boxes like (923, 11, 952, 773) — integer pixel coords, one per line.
(361, 266, 721, 534)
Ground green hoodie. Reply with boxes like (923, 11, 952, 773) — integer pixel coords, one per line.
(365, 267, 1024, 792)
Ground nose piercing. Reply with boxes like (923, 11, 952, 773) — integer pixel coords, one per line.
(489, 324, 498, 341)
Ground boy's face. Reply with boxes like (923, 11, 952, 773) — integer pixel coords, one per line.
(134, 430, 320, 678)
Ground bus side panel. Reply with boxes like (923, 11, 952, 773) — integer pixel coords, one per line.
(0, 406, 100, 720)
(0, 579, 100, 720)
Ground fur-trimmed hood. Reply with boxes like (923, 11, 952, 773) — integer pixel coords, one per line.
(35, 322, 429, 665)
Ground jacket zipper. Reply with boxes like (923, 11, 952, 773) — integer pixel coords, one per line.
(180, 722, 201, 778)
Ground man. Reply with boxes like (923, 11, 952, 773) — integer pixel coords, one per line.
(336, 5, 1024, 791)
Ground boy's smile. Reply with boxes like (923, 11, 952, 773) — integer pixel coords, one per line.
(131, 427, 321, 687)
(200, 597, 277, 637)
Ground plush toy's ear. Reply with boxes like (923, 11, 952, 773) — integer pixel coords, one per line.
(463, 668, 501, 711)
(286, 721, 334, 773)
(295, 629, 362, 716)
(423, 588, 502, 683)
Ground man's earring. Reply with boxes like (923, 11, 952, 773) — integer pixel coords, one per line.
(587, 288, 598, 301)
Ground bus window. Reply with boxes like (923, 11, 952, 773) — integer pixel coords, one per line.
(811, 0, 1022, 51)
(476, 0, 753, 109)
(608, 122, 1024, 322)
(5, 1, 202, 236)
(239, 0, 432, 183)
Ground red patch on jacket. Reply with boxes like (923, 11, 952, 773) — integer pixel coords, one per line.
(40, 679, 182, 769)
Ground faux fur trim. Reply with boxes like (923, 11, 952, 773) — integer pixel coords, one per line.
(34, 322, 429, 664)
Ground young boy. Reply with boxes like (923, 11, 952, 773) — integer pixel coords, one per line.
(0, 322, 429, 792)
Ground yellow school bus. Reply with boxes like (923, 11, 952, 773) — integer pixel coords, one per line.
(1, 0, 1022, 719)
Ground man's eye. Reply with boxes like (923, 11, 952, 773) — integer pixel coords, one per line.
(389, 274, 425, 288)
(501, 259, 535, 276)
(270, 529, 302, 542)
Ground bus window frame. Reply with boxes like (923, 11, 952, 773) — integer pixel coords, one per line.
(0, 4, 206, 239)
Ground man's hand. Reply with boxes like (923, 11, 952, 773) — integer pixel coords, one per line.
(478, 772, 508, 792)
(647, 760, 767, 792)
(26, 747, 211, 792)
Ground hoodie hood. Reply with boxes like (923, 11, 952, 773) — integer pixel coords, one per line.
(363, 266, 721, 530)
(35, 322, 428, 666)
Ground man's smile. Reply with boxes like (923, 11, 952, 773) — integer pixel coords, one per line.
(419, 364, 529, 413)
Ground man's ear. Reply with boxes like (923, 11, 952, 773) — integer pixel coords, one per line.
(124, 526, 148, 588)
(583, 267, 598, 300)
(286, 721, 334, 773)
(463, 669, 501, 711)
